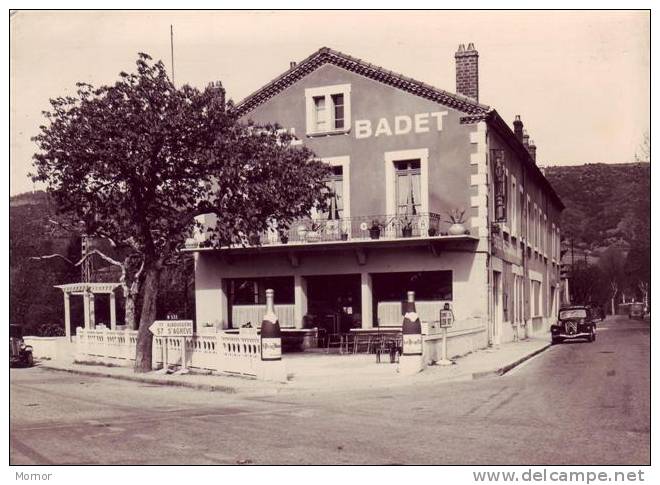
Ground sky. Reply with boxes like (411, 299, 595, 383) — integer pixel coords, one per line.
(9, 10, 650, 196)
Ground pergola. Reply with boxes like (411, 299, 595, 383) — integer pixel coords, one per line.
(55, 282, 122, 339)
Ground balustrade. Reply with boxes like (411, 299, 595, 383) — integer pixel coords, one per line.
(76, 327, 261, 376)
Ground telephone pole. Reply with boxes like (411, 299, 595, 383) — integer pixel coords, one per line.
(170, 25, 175, 85)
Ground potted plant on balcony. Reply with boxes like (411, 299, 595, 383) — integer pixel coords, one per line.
(304, 219, 324, 242)
(398, 214, 414, 237)
(446, 208, 468, 235)
(367, 219, 385, 239)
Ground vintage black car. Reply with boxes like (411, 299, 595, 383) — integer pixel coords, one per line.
(10, 324, 34, 367)
(629, 302, 645, 320)
(551, 305, 597, 344)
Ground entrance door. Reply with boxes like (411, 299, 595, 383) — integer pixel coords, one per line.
(306, 274, 361, 334)
(492, 271, 502, 346)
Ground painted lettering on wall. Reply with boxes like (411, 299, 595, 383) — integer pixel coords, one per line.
(355, 111, 448, 139)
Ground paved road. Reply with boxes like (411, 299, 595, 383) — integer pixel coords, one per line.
(10, 315, 649, 465)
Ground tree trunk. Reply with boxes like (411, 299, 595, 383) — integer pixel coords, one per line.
(125, 292, 137, 330)
(134, 265, 161, 372)
(611, 298, 615, 316)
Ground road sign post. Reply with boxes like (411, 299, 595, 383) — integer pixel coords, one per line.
(438, 304, 455, 366)
(149, 320, 193, 374)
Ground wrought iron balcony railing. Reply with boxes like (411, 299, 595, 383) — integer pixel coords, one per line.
(252, 212, 469, 246)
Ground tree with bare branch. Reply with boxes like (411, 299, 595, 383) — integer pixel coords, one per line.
(599, 246, 626, 315)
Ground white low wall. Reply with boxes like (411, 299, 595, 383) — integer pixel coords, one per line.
(23, 336, 74, 361)
(74, 327, 282, 380)
(422, 326, 488, 364)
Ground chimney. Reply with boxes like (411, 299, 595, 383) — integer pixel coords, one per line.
(455, 43, 479, 101)
(513, 115, 524, 143)
(522, 129, 530, 149)
(289, 61, 297, 69)
(528, 139, 537, 163)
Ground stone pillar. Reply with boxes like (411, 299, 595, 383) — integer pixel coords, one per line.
(109, 291, 117, 330)
(83, 291, 91, 329)
(293, 274, 308, 329)
(89, 293, 96, 328)
(194, 254, 228, 332)
(63, 292, 71, 339)
(360, 272, 373, 329)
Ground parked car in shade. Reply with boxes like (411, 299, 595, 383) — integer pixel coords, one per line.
(10, 324, 34, 367)
(629, 302, 645, 320)
(551, 305, 597, 345)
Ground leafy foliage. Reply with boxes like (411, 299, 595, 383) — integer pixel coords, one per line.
(10, 192, 79, 332)
(30, 53, 331, 371)
(547, 162, 650, 307)
(545, 162, 650, 250)
(568, 263, 610, 308)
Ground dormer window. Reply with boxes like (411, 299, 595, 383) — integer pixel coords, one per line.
(305, 84, 351, 136)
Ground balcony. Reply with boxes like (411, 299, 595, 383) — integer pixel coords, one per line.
(185, 212, 475, 251)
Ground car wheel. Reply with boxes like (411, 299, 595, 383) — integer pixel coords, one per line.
(25, 353, 34, 367)
(552, 337, 560, 345)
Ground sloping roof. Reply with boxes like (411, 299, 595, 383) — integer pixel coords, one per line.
(234, 47, 492, 117)
(486, 110, 565, 211)
(234, 46, 563, 211)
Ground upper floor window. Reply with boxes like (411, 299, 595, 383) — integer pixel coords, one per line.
(511, 177, 518, 237)
(491, 149, 507, 222)
(305, 84, 351, 136)
(395, 160, 421, 216)
(324, 166, 344, 219)
(384, 148, 429, 217)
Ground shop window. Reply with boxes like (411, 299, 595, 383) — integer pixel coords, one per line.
(229, 277, 294, 305)
(305, 84, 351, 135)
(372, 271, 453, 301)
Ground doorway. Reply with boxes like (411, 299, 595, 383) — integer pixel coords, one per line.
(305, 274, 361, 335)
(492, 271, 502, 346)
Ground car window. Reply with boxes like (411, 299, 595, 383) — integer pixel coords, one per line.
(559, 309, 587, 319)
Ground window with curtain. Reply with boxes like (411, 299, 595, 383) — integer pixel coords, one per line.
(395, 160, 421, 216)
(323, 166, 344, 219)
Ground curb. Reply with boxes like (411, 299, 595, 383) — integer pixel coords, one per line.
(38, 364, 238, 394)
(471, 343, 551, 380)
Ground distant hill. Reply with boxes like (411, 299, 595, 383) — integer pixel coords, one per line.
(10, 191, 80, 332)
(10, 190, 194, 332)
(543, 162, 650, 252)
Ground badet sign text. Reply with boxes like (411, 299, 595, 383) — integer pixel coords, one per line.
(354, 111, 448, 139)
